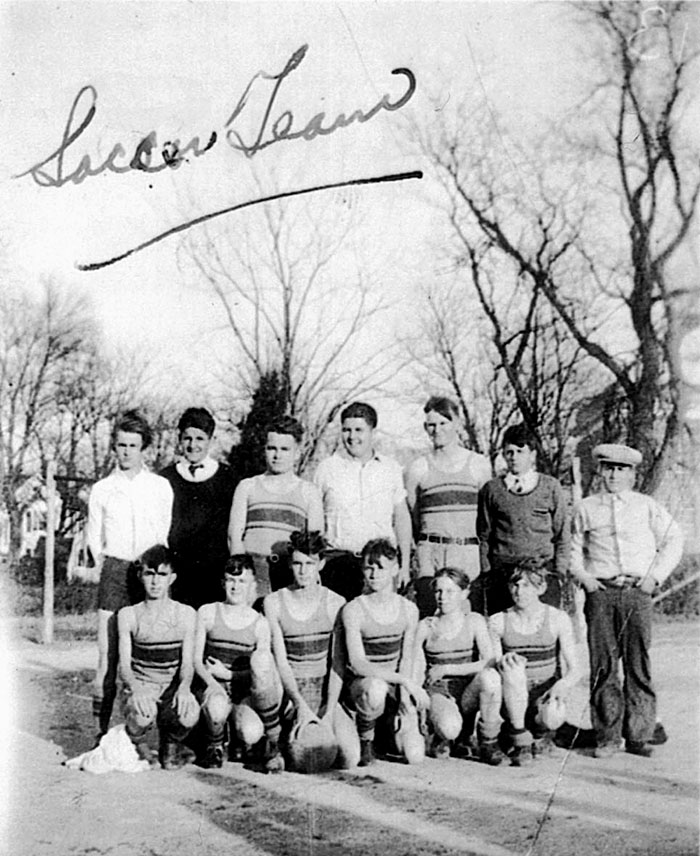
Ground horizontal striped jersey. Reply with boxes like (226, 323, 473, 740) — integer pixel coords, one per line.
(423, 614, 477, 699)
(242, 475, 312, 557)
(204, 603, 259, 695)
(271, 586, 338, 715)
(130, 600, 192, 686)
(501, 605, 560, 690)
(356, 595, 411, 672)
(414, 453, 490, 540)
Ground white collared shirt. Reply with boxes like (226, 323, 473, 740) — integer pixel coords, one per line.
(570, 489, 683, 585)
(175, 455, 219, 483)
(504, 470, 539, 495)
(86, 467, 174, 562)
(314, 449, 406, 553)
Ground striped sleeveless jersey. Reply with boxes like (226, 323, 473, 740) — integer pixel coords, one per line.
(423, 614, 477, 699)
(501, 605, 560, 690)
(274, 586, 337, 714)
(131, 600, 190, 687)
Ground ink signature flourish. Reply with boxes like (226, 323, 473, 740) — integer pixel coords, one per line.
(15, 45, 416, 188)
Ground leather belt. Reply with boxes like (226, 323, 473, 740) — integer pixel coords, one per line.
(418, 534, 479, 546)
(599, 575, 640, 590)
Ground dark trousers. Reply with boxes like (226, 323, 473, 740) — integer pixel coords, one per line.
(585, 587, 655, 746)
(321, 551, 363, 602)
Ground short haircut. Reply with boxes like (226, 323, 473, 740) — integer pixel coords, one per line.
(502, 423, 536, 450)
(223, 554, 256, 578)
(113, 410, 152, 450)
(341, 402, 377, 429)
(178, 407, 215, 438)
(361, 538, 398, 565)
(266, 415, 303, 444)
(433, 566, 471, 590)
(508, 558, 548, 588)
(424, 396, 459, 421)
(289, 529, 327, 557)
(137, 544, 173, 572)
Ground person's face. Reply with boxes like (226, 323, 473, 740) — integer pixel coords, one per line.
(509, 574, 545, 609)
(433, 576, 468, 615)
(140, 563, 174, 600)
(180, 427, 211, 465)
(424, 410, 458, 451)
(341, 418, 374, 460)
(600, 463, 636, 494)
(115, 431, 144, 472)
(503, 443, 537, 476)
(290, 550, 321, 589)
(362, 554, 397, 593)
(223, 569, 256, 605)
(265, 432, 298, 475)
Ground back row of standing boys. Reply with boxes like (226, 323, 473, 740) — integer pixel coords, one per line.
(87, 398, 683, 771)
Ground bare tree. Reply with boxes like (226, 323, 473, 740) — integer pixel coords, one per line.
(181, 193, 403, 469)
(416, 1, 699, 488)
(0, 283, 94, 562)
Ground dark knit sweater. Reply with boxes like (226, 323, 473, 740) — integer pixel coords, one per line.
(476, 475, 570, 577)
(159, 462, 236, 605)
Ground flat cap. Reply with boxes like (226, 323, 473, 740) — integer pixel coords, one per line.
(593, 443, 642, 467)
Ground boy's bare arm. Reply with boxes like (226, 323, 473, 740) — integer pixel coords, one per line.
(228, 479, 251, 553)
(117, 607, 137, 689)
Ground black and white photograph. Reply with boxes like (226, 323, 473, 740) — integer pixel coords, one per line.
(2, 2, 699, 854)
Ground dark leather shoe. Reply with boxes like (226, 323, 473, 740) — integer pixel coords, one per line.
(649, 723, 668, 745)
(625, 741, 653, 758)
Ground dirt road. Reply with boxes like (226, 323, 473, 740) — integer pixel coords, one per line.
(4, 621, 698, 856)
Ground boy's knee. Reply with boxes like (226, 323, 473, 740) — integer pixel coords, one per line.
(430, 696, 462, 741)
(479, 667, 502, 697)
(126, 708, 155, 731)
(354, 678, 388, 717)
(204, 692, 231, 726)
(234, 704, 265, 747)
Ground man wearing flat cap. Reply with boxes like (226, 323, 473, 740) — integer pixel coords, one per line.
(570, 443, 683, 759)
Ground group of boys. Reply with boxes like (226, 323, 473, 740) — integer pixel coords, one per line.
(86, 398, 683, 771)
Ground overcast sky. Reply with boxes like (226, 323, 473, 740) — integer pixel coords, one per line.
(3, 1, 697, 442)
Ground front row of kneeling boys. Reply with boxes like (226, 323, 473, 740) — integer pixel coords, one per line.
(118, 533, 580, 772)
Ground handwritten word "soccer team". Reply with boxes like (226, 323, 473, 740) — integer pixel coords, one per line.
(16, 45, 416, 189)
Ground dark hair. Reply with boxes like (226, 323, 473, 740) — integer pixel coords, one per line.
(222, 554, 256, 578)
(424, 396, 459, 421)
(267, 416, 303, 444)
(137, 544, 173, 572)
(508, 557, 548, 588)
(289, 530, 327, 557)
(113, 410, 152, 450)
(341, 402, 378, 429)
(433, 566, 471, 590)
(361, 538, 398, 565)
(178, 407, 215, 438)
(502, 423, 536, 451)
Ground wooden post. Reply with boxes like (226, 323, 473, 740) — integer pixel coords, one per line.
(42, 460, 56, 645)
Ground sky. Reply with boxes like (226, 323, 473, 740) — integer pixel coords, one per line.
(2, 0, 698, 446)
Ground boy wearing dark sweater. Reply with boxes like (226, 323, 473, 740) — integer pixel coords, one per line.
(160, 408, 236, 609)
(476, 424, 570, 615)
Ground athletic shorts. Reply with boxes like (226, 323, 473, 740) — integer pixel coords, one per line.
(97, 556, 139, 612)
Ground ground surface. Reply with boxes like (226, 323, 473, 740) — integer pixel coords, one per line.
(3, 620, 699, 856)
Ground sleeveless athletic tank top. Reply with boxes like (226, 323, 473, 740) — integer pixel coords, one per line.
(131, 601, 188, 686)
(204, 603, 259, 695)
(501, 605, 560, 690)
(274, 586, 336, 715)
(355, 596, 409, 673)
(423, 614, 476, 699)
(242, 475, 310, 557)
(416, 455, 483, 539)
